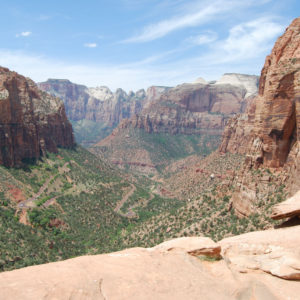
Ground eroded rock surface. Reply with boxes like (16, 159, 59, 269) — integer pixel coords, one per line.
(220, 225, 300, 280)
(1, 226, 300, 300)
(38, 79, 148, 125)
(0, 67, 74, 167)
(271, 189, 300, 220)
(154, 236, 221, 258)
(219, 17, 300, 215)
(120, 75, 258, 135)
(220, 17, 300, 169)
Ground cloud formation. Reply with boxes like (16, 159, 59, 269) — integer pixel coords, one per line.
(187, 32, 218, 45)
(122, 0, 266, 43)
(16, 31, 32, 37)
(84, 43, 97, 48)
(211, 17, 285, 63)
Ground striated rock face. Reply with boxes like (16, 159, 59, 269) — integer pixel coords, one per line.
(38, 79, 148, 125)
(93, 74, 258, 174)
(271, 190, 300, 220)
(215, 73, 259, 98)
(0, 67, 74, 167)
(220, 18, 300, 168)
(1, 225, 300, 299)
(120, 76, 259, 135)
(219, 17, 300, 215)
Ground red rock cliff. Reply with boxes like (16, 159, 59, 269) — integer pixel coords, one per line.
(219, 17, 300, 215)
(120, 77, 258, 135)
(220, 17, 300, 169)
(0, 67, 74, 167)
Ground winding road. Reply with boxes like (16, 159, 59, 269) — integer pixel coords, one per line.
(114, 184, 136, 215)
(18, 162, 69, 209)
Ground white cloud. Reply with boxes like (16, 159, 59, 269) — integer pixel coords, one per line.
(123, 2, 222, 43)
(16, 31, 32, 37)
(187, 32, 218, 45)
(0, 17, 286, 92)
(214, 17, 285, 62)
(37, 14, 51, 21)
(122, 0, 265, 43)
(0, 49, 178, 91)
(84, 43, 97, 48)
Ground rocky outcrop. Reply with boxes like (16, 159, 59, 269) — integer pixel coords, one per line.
(1, 225, 300, 299)
(220, 18, 300, 169)
(38, 79, 147, 125)
(0, 67, 74, 167)
(220, 224, 300, 280)
(154, 236, 221, 258)
(120, 75, 259, 134)
(219, 17, 300, 215)
(215, 73, 259, 98)
(271, 190, 300, 220)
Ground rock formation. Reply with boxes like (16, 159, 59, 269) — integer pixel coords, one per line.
(119, 74, 259, 135)
(220, 17, 300, 169)
(215, 73, 259, 98)
(271, 189, 300, 220)
(0, 67, 74, 167)
(1, 223, 300, 299)
(38, 79, 148, 125)
(92, 74, 258, 174)
(219, 17, 300, 215)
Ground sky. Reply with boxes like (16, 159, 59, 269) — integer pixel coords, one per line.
(0, 0, 299, 91)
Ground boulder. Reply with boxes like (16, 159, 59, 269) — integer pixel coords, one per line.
(220, 225, 300, 280)
(271, 190, 300, 220)
(154, 236, 221, 258)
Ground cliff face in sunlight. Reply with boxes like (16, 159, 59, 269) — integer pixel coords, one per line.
(219, 17, 300, 215)
(0, 67, 74, 167)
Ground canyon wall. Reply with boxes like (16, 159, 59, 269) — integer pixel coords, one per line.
(120, 75, 259, 134)
(219, 17, 300, 214)
(0, 67, 74, 167)
(38, 79, 148, 125)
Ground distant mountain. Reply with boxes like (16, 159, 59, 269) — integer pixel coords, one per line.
(38, 79, 147, 124)
(91, 74, 259, 174)
(38, 79, 166, 146)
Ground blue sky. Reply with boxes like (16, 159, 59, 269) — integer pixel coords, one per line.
(0, 0, 299, 91)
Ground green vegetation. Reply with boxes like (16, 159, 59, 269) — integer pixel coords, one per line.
(71, 119, 116, 147)
(0, 141, 289, 273)
(0, 146, 183, 271)
(95, 127, 221, 175)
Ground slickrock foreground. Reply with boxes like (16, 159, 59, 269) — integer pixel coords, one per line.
(271, 190, 300, 220)
(1, 226, 300, 300)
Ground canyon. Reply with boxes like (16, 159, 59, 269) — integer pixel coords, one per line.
(91, 74, 258, 174)
(38, 79, 166, 146)
(0, 13, 299, 300)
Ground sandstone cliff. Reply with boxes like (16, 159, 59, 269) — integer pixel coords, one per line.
(38, 79, 147, 125)
(120, 74, 259, 134)
(93, 74, 258, 174)
(219, 17, 300, 215)
(0, 67, 74, 167)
